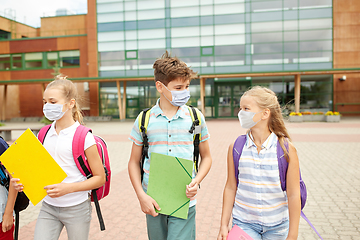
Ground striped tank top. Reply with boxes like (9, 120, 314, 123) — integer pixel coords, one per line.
(232, 132, 289, 226)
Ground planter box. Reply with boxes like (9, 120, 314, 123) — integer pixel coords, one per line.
(312, 115, 325, 122)
(289, 116, 303, 122)
(326, 115, 340, 122)
(302, 115, 312, 121)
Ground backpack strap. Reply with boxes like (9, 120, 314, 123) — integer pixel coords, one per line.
(232, 135, 247, 186)
(188, 105, 201, 173)
(38, 124, 52, 144)
(139, 108, 151, 182)
(0, 137, 9, 188)
(72, 125, 93, 179)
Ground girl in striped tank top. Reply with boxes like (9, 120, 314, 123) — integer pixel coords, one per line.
(218, 86, 301, 240)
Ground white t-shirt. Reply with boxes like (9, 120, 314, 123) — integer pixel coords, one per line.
(42, 121, 96, 207)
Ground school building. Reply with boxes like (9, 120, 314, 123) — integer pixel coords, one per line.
(0, 0, 359, 120)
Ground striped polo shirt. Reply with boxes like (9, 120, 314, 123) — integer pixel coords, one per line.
(232, 132, 288, 226)
(129, 99, 210, 207)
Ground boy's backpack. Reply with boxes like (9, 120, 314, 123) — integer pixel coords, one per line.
(232, 135, 323, 240)
(138, 105, 201, 182)
(38, 124, 111, 231)
(0, 136, 30, 240)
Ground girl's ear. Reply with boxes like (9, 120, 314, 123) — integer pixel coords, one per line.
(69, 99, 76, 109)
(262, 108, 271, 120)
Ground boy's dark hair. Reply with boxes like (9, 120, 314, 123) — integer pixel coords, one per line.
(153, 51, 197, 85)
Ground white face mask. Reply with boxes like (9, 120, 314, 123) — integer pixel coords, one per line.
(43, 103, 67, 121)
(238, 110, 262, 129)
(161, 82, 190, 107)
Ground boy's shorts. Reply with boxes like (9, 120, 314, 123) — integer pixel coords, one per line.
(146, 206, 196, 240)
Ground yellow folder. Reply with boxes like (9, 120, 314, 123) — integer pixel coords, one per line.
(0, 128, 67, 206)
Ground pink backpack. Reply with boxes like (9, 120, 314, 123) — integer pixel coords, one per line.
(38, 124, 111, 231)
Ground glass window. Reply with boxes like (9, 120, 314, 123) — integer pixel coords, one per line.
(251, 11, 282, 23)
(201, 16, 214, 25)
(171, 0, 199, 7)
(252, 53, 283, 64)
(252, 1, 282, 12)
(0, 54, 11, 70)
(12, 54, 22, 69)
(214, 0, 245, 3)
(137, 0, 165, 10)
(284, 42, 298, 52)
(284, 0, 298, 9)
(25, 53, 43, 68)
(252, 21, 282, 32)
(138, 19, 165, 29)
(171, 7, 199, 18)
(98, 32, 124, 42)
(215, 24, 245, 35)
(299, 40, 332, 51)
(201, 36, 214, 46)
(138, 39, 166, 49)
(100, 51, 125, 61)
(213, 55, 245, 66)
(47, 52, 58, 67)
(300, 29, 332, 41)
(172, 27, 200, 38)
(171, 47, 201, 57)
(125, 31, 137, 40)
(201, 46, 214, 56)
(201, 26, 213, 36)
(284, 31, 298, 42)
(138, 29, 165, 39)
(98, 22, 124, 32)
(253, 43, 283, 54)
(125, 40, 137, 50)
(98, 41, 125, 52)
(297, 51, 332, 63)
(215, 34, 245, 46)
(125, 1, 136, 11)
(126, 50, 138, 60)
(97, 2, 123, 13)
(299, 0, 332, 8)
(59, 50, 80, 67)
(252, 32, 282, 43)
(299, 8, 332, 19)
(284, 20, 298, 31)
(171, 17, 199, 27)
(215, 45, 245, 55)
(97, 12, 123, 23)
(214, 4, 245, 15)
(299, 18, 332, 30)
(138, 10, 165, 20)
(201, 5, 213, 16)
(125, 12, 137, 21)
(214, 14, 244, 24)
(172, 37, 200, 48)
(100, 60, 125, 67)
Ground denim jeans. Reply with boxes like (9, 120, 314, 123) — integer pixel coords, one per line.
(232, 218, 289, 240)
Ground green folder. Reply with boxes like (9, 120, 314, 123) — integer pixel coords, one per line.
(147, 152, 193, 219)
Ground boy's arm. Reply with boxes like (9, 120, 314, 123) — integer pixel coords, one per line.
(128, 142, 160, 217)
(2, 177, 17, 232)
(286, 142, 301, 240)
(186, 139, 212, 198)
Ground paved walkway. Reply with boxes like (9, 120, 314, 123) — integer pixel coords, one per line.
(3, 117, 360, 240)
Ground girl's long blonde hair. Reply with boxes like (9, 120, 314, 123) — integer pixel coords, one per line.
(46, 74, 83, 124)
(243, 86, 291, 160)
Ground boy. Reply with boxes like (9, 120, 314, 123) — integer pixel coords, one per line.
(128, 51, 212, 240)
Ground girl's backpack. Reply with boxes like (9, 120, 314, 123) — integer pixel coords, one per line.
(232, 135, 323, 240)
(0, 136, 30, 240)
(38, 124, 111, 231)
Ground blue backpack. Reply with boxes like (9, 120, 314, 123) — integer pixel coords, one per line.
(232, 135, 323, 240)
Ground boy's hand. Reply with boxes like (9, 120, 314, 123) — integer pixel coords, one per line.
(10, 178, 23, 192)
(44, 183, 70, 198)
(186, 179, 198, 199)
(139, 193, 161, 217)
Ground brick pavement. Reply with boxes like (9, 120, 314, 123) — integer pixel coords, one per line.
(7, 117, 360, 240)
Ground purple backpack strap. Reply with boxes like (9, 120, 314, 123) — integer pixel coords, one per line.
(37, 124, 52, 143)
(232, 135, 247, 185)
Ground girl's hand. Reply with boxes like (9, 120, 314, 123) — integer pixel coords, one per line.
(217, 225, 229, 240)
(10, 178, 23, 192)
(186, 180, 198, 199)
(138, 192, 160, 217)
(44, 183, 70, 198)
(2, 212, 13, 232)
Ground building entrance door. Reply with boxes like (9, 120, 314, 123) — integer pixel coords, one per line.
(214, 82, 250, 118)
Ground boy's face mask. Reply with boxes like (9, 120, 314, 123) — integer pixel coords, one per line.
(161, 82, 190, 107)
(238, 110, 262, 129)
(43, 103, 68, 121)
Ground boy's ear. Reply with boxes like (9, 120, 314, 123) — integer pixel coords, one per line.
(155, 81, 164, 94)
